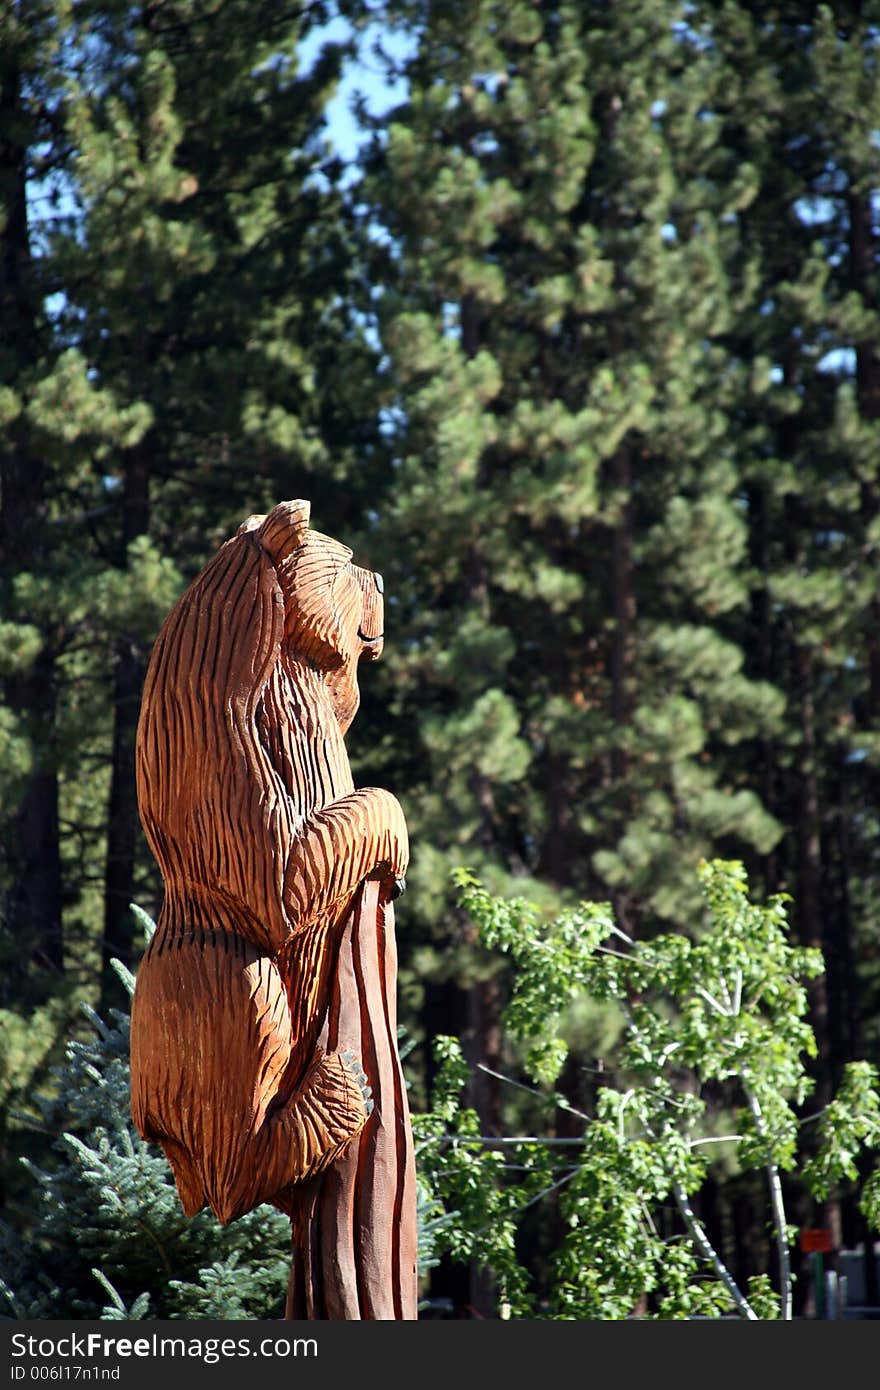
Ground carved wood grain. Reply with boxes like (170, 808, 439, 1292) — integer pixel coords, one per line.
(130, 500, 416, 1317)
(285, 879, 418, 1319)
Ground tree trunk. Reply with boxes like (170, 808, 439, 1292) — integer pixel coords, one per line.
(608, 444, 635, 935)
(1, 653, 63, 991)
(790, 641, 832, 1103)
(100, 441, 150, 1005)
(285, 879, 418, 1319)
(0, 44, 63, 992)
(746, 480, 780, 894)
(609, 444, 634, 778)
(825, 745, 860, 1070)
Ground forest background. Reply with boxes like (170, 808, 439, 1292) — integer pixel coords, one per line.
(2, 0, 880, 1319)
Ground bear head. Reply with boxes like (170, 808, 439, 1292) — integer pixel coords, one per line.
(240, 499, 384, 734)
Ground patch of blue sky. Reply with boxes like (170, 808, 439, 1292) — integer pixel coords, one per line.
(299, 17, 413, 164)
(817, 346, 855, 376)
(794, 194, 837, 226)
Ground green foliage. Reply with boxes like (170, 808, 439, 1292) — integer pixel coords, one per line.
(359, 1, 793, 1023)
(451, 867, 616, 1084)
(413, 1036, 553, 1316)
(0, 1001, 71, 1116)
(802, 1063, 880, 1200)
(1, 914, 451, 1320)
(416, 862, 880, 1319)
(4, 0, 880, 1322)
(0, 934, 292, 1320)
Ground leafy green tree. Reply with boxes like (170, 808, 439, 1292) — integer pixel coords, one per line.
(415, 861, 880, 1318)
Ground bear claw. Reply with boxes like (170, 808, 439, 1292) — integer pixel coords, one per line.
(340, 1051, 374, 1117)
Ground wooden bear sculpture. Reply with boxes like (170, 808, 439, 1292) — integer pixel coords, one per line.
(130, 500, 417, 1318)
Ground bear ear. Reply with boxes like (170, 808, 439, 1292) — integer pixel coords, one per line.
(255, 499, 311, 563)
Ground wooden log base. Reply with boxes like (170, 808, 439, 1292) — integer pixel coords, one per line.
(285, 879, 418, 1320)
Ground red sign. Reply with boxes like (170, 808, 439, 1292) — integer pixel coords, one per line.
(799, 1228, 833, 1253)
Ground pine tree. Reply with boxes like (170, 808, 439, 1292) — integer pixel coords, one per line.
(1, 0, 385, 1240)
(341, 0, 796, 1311)
(2, 0, 383, 1004)
(352, 0, 880, 1310)
(1, 0, 72, 999)
(0, 0, 159, 1220)
(0, 913, 292, 1319)
(697, 1, 880, 1295)
(48, 0, 379, 1006)
(361, 0, 782, 919)
(342, 0, 877, 1310)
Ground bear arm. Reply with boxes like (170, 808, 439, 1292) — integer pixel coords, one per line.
(282, 786, 409, 933)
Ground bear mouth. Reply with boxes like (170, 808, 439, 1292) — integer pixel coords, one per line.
(357, 626, 384, 644)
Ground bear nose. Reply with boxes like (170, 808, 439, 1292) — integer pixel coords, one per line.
(374, 572, 384, 594)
